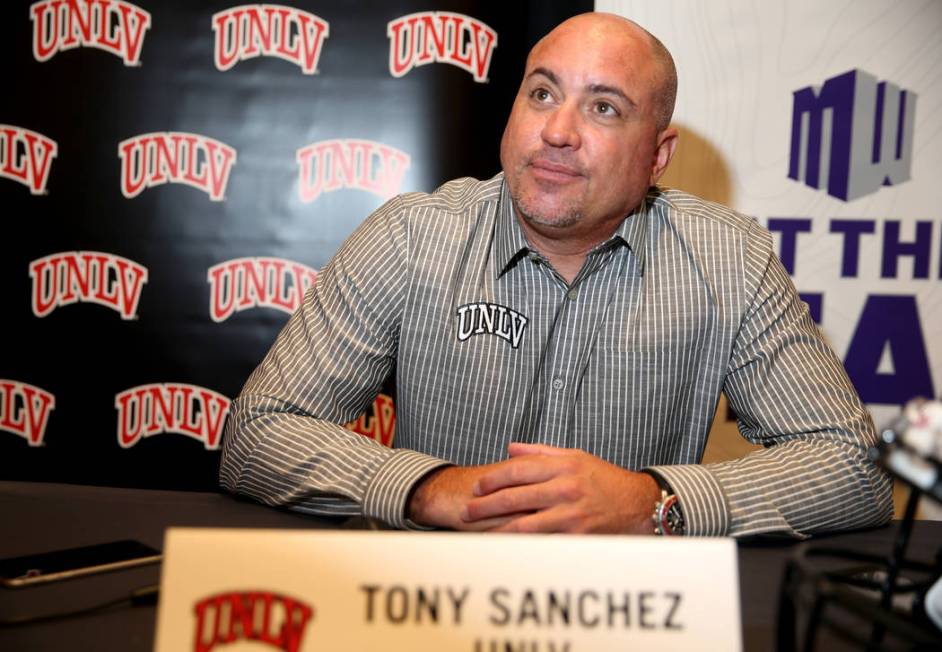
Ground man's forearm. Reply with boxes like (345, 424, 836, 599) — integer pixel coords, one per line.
(220, 392, 448, 527)
(649, 438, 893, 538)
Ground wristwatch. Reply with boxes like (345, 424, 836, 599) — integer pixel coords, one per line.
(652, 489, 685, 535)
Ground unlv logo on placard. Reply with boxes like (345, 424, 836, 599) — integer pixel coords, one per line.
(193, 591, 314, 652)
(115, 384, 230, 450)
(208, 257, 317, 322)
(297, 139, 410, 203)
(387, 11, 497, 82)
(213, 4, 329, 74)
(0, 380, 55, 447)
(0, 125, 57, 194)
(30, 0, 151, 66)
(30, 251, 148, 319)
(119, 132, 237, 201)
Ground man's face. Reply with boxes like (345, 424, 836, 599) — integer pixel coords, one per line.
(500, 18, 674, 236)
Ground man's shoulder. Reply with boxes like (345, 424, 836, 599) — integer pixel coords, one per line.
(393, 174, 504, 215)
(647, 187, 761, 237)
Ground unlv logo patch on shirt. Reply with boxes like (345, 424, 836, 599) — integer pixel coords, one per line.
(456, 302, 529, 349)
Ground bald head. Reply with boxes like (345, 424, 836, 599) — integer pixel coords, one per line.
(499, 11, 680, 239)
(531, 13, 677, 132)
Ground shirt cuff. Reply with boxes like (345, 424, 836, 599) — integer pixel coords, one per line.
(644, 464, 731, 536)
(362, 449, 451, 529)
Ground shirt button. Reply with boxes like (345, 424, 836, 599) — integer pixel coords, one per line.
(528, 252, 542, 264)
(552, 378, 565, 390)
(567, 289, 578, 300)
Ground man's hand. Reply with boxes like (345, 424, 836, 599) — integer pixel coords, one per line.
(462, 443, 661, 534)
(408, 464, 526, 530)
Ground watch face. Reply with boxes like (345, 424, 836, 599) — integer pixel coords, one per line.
(656, 494, 685, 536)
(665, 502, 684, 535)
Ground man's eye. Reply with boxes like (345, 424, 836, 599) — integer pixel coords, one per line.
(531, 88, 551, 102)
(595, 101, 617, 115)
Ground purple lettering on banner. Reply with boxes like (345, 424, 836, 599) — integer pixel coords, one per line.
(881, 220, 932, 279)
(844, 295, 935, 404)
(788, 69, 916, 202)
(829, 219, 876, 278)
(788, 71, 855, 199)
(872, 81, 886, 164)
(767, 218, 812, 275)
(798, 293, 822, 324)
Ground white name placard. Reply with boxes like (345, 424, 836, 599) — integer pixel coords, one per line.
(154, 529, 741, 652)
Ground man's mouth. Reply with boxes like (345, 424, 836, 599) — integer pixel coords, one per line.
(527, 158, 584, 182)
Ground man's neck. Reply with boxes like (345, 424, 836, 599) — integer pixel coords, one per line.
(515, 215, 620, 285)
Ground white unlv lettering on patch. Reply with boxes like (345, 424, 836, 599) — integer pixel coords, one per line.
(456, 302, 529, 348)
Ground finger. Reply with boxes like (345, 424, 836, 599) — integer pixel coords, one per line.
(453, 513, 520, 532)
(463, 483, 554, 521)
(487, 506, 581, 534)
(473, 456, 562, 496)
(507, 442, 570, 458)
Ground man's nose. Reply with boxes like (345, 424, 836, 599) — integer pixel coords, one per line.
(540, 102, 582, 149)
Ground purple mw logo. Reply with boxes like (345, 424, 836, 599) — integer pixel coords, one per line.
(787, 69, 916, 201)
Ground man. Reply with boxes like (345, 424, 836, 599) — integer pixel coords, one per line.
(220, 13, 893, 537)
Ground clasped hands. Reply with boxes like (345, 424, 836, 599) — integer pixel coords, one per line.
(408, 442, 660, 534)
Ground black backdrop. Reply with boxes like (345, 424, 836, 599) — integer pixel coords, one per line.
(1, 1, 591, 489)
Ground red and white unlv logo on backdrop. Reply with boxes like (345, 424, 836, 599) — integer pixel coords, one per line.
(115, 383, 230, 450)
(212, 4, 329, 74)
(207, 257, 317, 322)
(30, 0, 151, 66)
(29, 251, 148, 319)
(0, 380, 55, 447)
(193, 591, 314, 652)
(387, 11, 497, 83)
(119, 132, 237, 201)
(296, 139, 409, 203)
(0, 125, 57, 194)
(346, 393, 395, 446)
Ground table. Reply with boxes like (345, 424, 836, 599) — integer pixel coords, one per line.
(1, 481, 939, 651)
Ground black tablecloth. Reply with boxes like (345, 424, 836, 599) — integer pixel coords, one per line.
(1, 481, 939, 651)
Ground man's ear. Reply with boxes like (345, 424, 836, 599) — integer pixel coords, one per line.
(649, 127, 678, 186)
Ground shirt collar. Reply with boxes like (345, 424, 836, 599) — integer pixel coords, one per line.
(494, 175, 651, 278)
(613, 194, 649, 275)
(494, 176, 532, 277)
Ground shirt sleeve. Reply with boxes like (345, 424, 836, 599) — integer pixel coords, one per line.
(218, 196, 450, 528)
(648, 220, 894, 538)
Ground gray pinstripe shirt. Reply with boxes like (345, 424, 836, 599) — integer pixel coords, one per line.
(220, 173, 893, 537)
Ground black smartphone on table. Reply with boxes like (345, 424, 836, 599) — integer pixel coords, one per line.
(0, 540, 161, 588)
